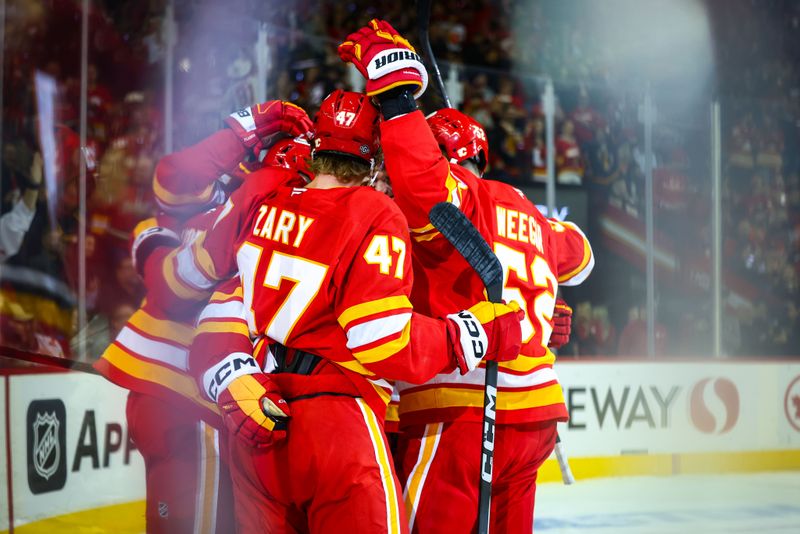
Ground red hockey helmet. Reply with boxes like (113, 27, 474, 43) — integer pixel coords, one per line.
(426, 108, 489, 175)
(265, 137, 312, 182)
(312, 90, 380, 164)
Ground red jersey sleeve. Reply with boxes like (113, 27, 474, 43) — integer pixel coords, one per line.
(153, 170, 297, 311)
(153, 129, 248, 216)
(333, 204, 454, 384)
(548, 219, 594, 286)
(147, 184, 254, 311)
(381, 111, 479, 243)
(189, 278, 270, 402)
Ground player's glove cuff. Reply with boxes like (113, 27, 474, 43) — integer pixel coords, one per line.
(377, 88, 418, 120)
(202, 352, 263, 402)
(446, 309, 489, 375)
(447, 301, 524, 375)
(225, 109, 260, 150)
(365, 48, 428, 98)
(205, 354, 290, 448)
(130, 220, 180, 277)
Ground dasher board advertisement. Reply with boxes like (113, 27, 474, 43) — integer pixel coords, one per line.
(556, 361, 800, 456)
(5, 372, 144, 528)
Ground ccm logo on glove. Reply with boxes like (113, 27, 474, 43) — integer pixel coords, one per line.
(453, 310, 487, 358)
(203, 352, 261, 402)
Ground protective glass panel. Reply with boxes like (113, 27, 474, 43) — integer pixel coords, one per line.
(0, 1, 797, 533)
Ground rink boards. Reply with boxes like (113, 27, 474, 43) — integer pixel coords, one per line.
(1, 360, 799, 531)
(0, 371, 145, 532)
(538, 359, 800, 482)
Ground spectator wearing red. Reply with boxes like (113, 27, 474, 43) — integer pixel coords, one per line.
(556, 119, 584, 185)
(569, 87, 606, 146)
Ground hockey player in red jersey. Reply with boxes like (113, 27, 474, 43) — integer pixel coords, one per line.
(94, 100, 312, 534)
(167, 89, 524, 534)
(339, 20, 594, 533)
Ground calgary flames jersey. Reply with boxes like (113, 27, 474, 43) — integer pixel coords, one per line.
(381, 111, 594, 426)
(174, 177, 459, 420)
(94, 208, 222, 424)
(95, 129, 297, 424)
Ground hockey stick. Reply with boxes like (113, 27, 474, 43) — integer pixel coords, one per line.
(417, 8, 492, 528)
(554, 434, 575, 485)
(429, 202, 501, 534)
(417, 0, 452, 108)
(0, 346, 100, 374)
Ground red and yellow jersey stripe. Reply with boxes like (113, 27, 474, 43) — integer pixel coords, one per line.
(381, 110, 593, 428)
(94, 304, 219, 424)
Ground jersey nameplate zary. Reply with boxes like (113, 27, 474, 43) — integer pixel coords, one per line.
(251, 205, 315, 248)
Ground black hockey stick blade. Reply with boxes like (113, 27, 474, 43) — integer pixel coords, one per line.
(429, 202, 502, 302)
(417, 0, 452, 108)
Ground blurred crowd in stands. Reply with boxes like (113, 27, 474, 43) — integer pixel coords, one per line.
(1, 0, 798, 361)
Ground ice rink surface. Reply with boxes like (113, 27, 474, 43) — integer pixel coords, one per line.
(536, 472, 800, 533)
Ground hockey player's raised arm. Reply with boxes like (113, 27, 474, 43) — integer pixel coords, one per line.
(154, 100, 312, 217)
(153, 129, 248, 216)
(141, 177, 266, 310)
(380, 110, 479, 238)
(337, 19, 479, 240)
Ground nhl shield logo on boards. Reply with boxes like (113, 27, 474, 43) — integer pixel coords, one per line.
(33, 412, 60, 480)
(27, 399, 67, 494)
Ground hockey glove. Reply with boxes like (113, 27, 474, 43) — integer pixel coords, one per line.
(225, 100, 313, 154)
(203, 353, 290, 448)
(447, 301, 524, 375)
(130, 217, 180, 277)
(338, 19, 428, 98)
(548, 299, 573, 349)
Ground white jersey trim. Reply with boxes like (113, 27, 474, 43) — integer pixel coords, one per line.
(395, 366, 559, 393)
(559, 221, 595, 287)
(117, 326, 188, 370)
(346, 313, 412, 351)
(198, 299, 245, 323)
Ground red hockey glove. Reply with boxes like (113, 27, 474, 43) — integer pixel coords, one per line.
(225, 100, 313, 154)
(338, 19, 428, 98)
(446, 301, 524, 375)
(203, 353, 290, 448)
(130, 216, 180, 277)
(548, 299, 573, 349)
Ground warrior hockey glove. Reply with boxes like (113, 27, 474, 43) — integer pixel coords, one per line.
(203, 353, 290, 448)
(338, 19, 428, 98)
(548, 299, 573, 349)
(130, 216, 180, 277)
(447, 301, 524, 375)
(225, 100, 313, 154)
